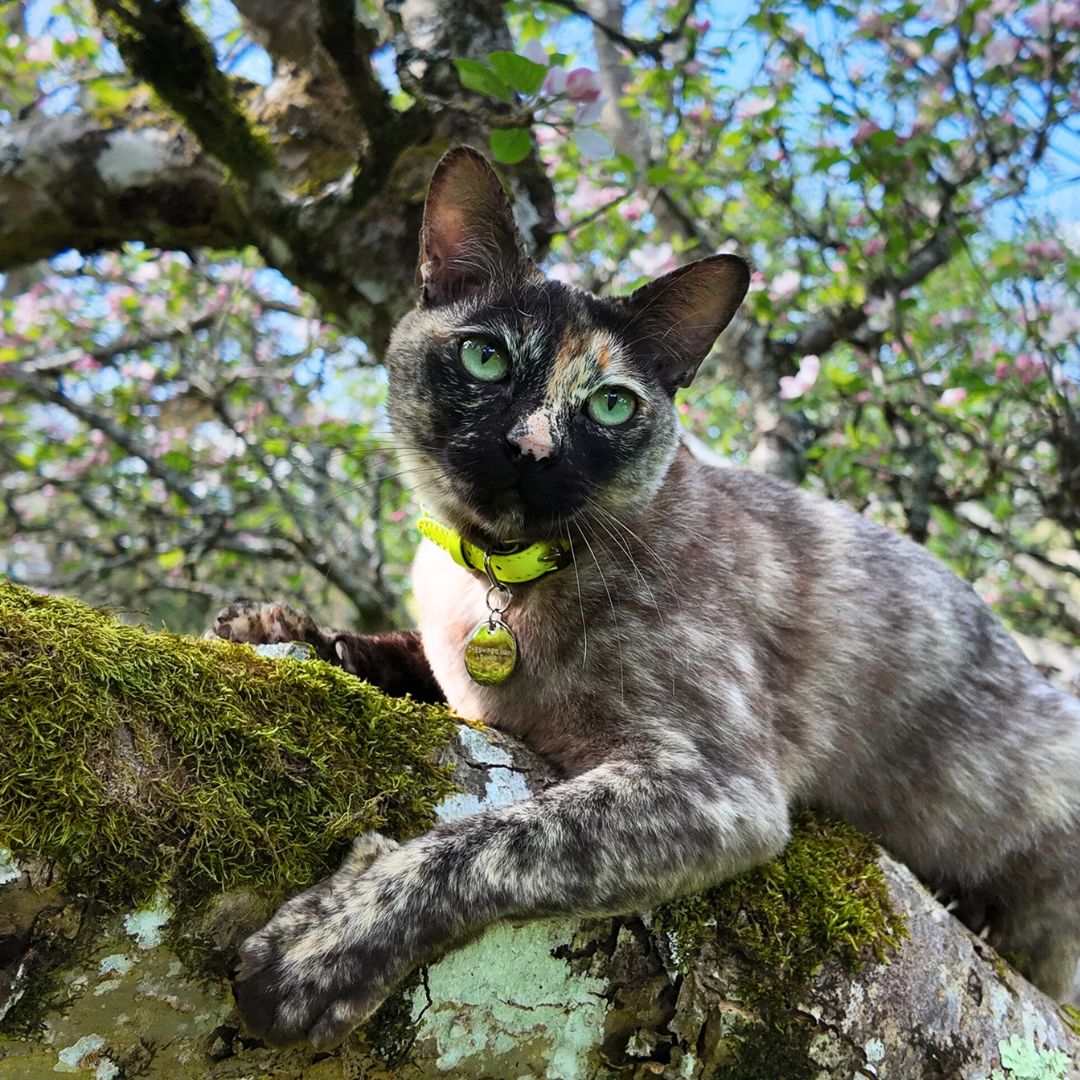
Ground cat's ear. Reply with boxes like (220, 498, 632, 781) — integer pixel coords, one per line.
(618, 254, 750, 390)
(417, 146, 530, 306)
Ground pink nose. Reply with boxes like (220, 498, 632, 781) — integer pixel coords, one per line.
(507, 412, 558, 460)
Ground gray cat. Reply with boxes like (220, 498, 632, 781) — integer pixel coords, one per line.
(210, 146, 1080, 1048)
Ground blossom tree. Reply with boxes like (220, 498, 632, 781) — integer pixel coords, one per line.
(1, 0, 1078, 673)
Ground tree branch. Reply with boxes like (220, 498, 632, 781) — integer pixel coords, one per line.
(546, 0, 697, 59)
(0, 115, 248, 271)
(1, 364, 201, 506)
(93, 0, 275, 183)
(19, 309, 222, 375)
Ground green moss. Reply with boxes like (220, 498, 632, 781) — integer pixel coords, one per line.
(1060, 1004, 1080, 1039)
(94, 0, 275, 182)
(654, 810, 906, 1080)
(0, 578, 458, 916)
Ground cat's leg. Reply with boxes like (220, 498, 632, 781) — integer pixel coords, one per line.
(233, 753, 790, 1048)
(207, 600, 445, 702)
(985, 826, 1080, 1001)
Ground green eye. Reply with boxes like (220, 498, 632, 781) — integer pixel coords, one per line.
(587, 387, 637, 427)
(460, 338, 509, 382)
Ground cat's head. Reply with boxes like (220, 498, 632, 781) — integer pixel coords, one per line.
(386, 146, 748, 546)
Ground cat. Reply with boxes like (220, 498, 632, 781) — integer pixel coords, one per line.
(210, 146, 1080, 1049)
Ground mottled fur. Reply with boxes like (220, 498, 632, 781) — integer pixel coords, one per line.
(214, 148, 1080, 1048)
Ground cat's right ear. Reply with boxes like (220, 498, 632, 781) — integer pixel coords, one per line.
(417, 146, 530, 306)
(618, 254, 751, 391)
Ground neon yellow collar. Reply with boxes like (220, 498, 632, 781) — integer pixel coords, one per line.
(417, 514, 570, 584)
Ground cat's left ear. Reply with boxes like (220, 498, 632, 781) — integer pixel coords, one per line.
(417, 146, 532, 306)
(618, 254, 750, 390)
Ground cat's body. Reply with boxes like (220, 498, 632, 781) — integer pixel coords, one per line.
(216, 148, 1080, 1048)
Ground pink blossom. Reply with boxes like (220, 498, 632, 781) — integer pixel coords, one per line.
(995, 361, 1011, 380)
(1026, 2, 1053, 30)
(684, 60, 702, 76)
(573, 127, 613, 161)
(522, 40, 548, 66)
(629, 242, 677, 277)
(1046, 302, 1080, 346)
(1024, 238, 1066, 262)
(938, 387, 967, 407)
(864, 295, 895, 331)
(72, 354, 99, 374)
(865, 235, 886, 257)
(11, 293, 40, 335)
(1054, 0, 1080, 30)
(1014, 353, 1046, 382)
(565, 68, 601, 102)
(619, 196, 648, 222)
(769, 269, 801, 302)
(856, 389, 874, 403)
(735, 95, 775, 121)
(131, 262, 161, 284)
(575, 97, 604, 125)
(26, 36, 54, 63)
(543, 67, 567, 95)
(778, 354, 821, 400)
(984, 35, 1021, 68)
(547, 262, 582, 285)
(768, 55, 797, 82)
(689, 17, 711, 32)
(853, 120, 880, 145)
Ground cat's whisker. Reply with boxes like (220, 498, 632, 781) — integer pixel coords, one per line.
(574, 518, 624, 709)
(591, 503, 683, 612)
(562, 515, 588, 671)
(583, 504, 678, 704)
(315, 465, 444, 511)
(582, 503, 665, 631)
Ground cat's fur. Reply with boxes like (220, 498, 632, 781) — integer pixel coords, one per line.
(213, 147, 1080, 1048)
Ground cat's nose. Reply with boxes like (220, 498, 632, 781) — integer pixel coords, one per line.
(506, 410, 561, 461)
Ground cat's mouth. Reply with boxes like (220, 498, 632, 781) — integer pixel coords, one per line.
(400, 448, 576, 542)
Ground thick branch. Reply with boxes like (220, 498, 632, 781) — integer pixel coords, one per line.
(0, 115, 247, 270)
(93, 0, 275, 183)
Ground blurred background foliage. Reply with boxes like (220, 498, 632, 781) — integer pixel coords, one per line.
(0, 0, 1077, 685)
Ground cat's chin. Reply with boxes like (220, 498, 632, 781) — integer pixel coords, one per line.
(429, 495, 568, 549)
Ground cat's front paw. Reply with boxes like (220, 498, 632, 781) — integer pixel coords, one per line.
(233, 833, 404, 1049)
(207, 600, 323, 649)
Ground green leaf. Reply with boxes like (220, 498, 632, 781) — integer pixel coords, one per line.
(156, 549, 185, 571)
(452, 58, 512, 103)
(488, 51, 547, 94)
(489, 127, 532, 164)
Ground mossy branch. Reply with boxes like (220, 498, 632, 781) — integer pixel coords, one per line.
(93, 0, 275, 184)
(0, 578, 458, 914)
